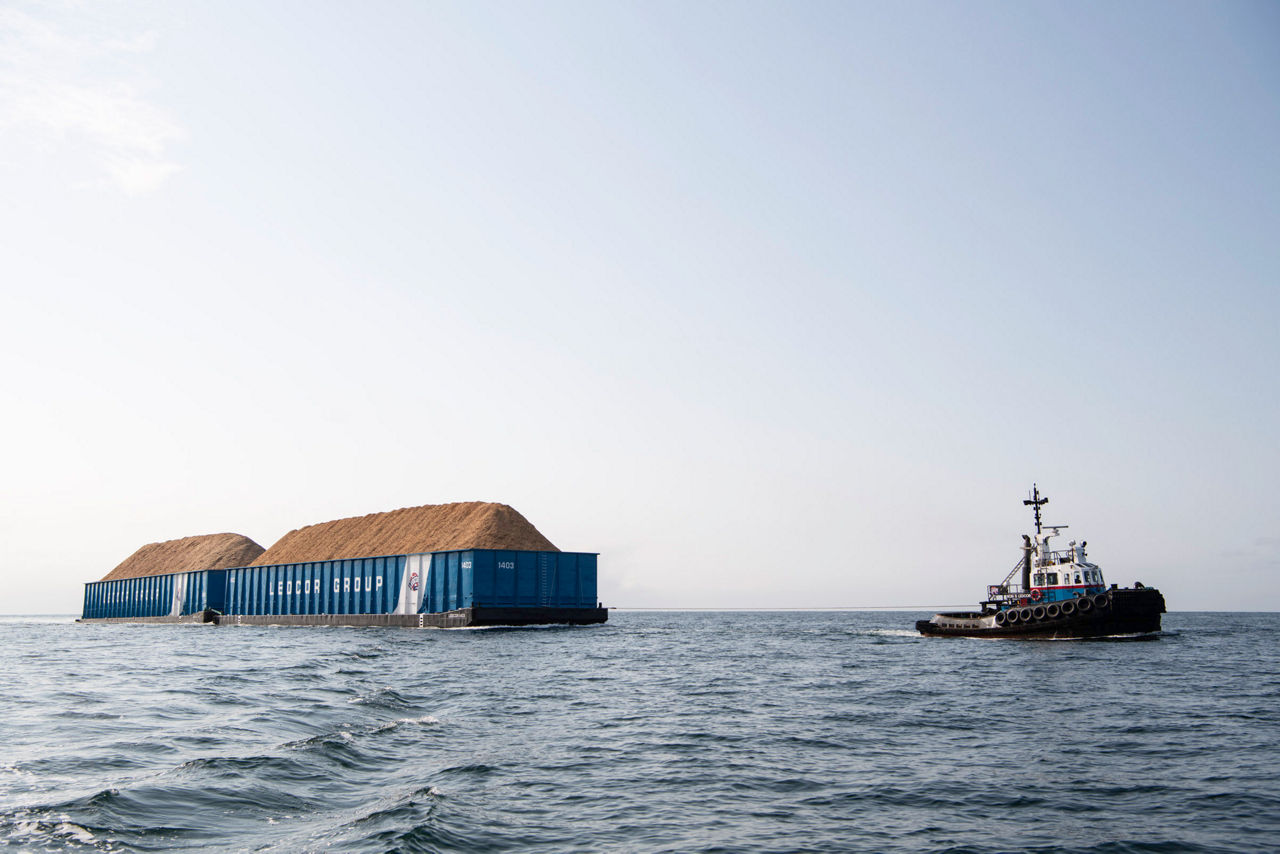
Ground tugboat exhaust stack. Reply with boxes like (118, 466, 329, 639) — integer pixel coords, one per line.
(1022, 534, 1033, 592)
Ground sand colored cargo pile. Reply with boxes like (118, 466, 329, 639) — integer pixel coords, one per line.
(102, 533, 265, 581)
(250, 501, 559, 566)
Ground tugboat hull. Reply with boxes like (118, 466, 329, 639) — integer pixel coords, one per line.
(917, 587, 1166, 639)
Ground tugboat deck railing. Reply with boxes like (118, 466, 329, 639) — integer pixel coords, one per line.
(987, 558, 1027, 604)
(985, 585, 1027, 606)
(1037, 547, 1084, 566)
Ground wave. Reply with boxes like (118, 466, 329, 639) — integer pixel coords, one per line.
(345, 687, 423, 711)
(3, 611, 1276, 853)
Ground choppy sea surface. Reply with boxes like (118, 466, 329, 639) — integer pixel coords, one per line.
(2, 611, 1278, 853)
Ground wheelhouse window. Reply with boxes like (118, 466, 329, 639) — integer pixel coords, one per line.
(1046, 572, 1059, 585)
(1034, 573, 1045, 586)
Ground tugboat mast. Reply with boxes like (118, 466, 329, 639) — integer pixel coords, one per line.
(1024, 484, 1048, 535)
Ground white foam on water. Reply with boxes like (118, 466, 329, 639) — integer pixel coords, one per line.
(349, 690, 387, 705)
(6, 817, 97, 848)
(0, 762, 34, 782)
(373, 715, 440, 733)
(860, 629, 921, 638)
(56, 821, 95, 845)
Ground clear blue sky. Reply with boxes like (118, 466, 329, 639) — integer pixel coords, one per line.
(2, 1, 1277, 612)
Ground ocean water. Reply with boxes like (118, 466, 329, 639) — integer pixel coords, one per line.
(2, 612, 1278, 853)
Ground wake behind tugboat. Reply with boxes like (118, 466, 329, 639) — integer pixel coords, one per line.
(917, 486, 1166, 639)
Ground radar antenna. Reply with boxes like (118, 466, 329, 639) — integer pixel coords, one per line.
(1023, 484, 1049, 535)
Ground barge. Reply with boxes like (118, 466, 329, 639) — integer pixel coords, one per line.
(80, 548, 607, 628)
(917, 486, 1165, 639)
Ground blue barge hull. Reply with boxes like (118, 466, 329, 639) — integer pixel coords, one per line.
(80, 549, 605, 628)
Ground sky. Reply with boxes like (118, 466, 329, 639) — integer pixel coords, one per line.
(1, 0, 1277, 613)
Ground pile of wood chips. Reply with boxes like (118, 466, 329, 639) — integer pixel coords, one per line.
(102, 533, 265, 581)
(101, 502, 559, 580)
(251, 502, 559, 565)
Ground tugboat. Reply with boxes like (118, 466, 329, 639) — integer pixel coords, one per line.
(917, 486, 1166, 639)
